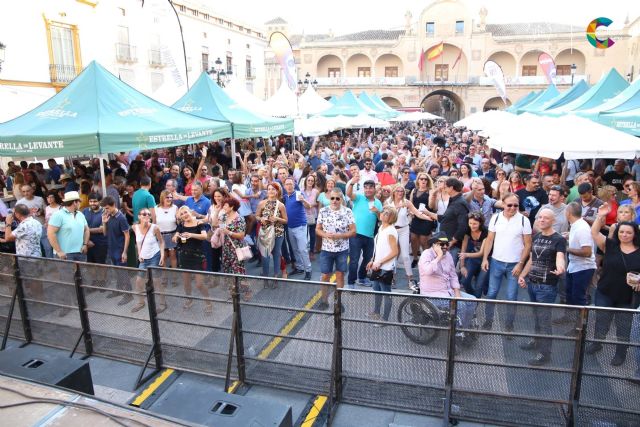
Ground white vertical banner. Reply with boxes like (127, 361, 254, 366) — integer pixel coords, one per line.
(483, 60, 507, 103)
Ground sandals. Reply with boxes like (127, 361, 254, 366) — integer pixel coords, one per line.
(183, 299, 194, 310)
(131, 302, 146, 313)
(204, 303, 213, 314)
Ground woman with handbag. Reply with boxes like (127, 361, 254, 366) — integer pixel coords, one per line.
(173, 206, 212, 313)
(131, 208, 166, 313)
(367, 206, 399, 326)
(207, 188, 230, 272)
(256, 182, 288, 279)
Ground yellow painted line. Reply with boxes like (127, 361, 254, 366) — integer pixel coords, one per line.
(258, 290, 323, 360)
(130, 368, 174, 407)
(227, 380, 240, 394)
(301, 395, 328, 427)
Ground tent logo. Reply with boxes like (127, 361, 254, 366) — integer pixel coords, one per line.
(586, 17, 615, 49)
(178, 100, 202, 113)
(118, 99, 157, 117)
(36, 97, 78, 120)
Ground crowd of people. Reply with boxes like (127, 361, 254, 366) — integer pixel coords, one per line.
(0, 122, 639, 377)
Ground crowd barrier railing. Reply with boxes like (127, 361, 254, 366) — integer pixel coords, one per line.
(0, 253, 638, 426)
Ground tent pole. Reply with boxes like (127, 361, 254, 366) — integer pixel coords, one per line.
(231, 138, 236, 169)
(99, 154, 107, 198)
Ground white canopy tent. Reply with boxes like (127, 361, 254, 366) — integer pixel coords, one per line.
(298, 85, 332, 116)
(223, 78, 271, 117)
(389, 111, 443, 122)
(454, 110, 515, 131)
(485, 113, 639, 159)
(263, 79, 298, 117)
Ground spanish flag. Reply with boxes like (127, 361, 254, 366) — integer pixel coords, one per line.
(426, 42, 444, 62)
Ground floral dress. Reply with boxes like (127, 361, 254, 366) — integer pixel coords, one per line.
(221, 213, 247, 274)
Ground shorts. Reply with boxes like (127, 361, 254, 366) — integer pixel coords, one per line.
(320, 249, 348, 274)
(138, 251, 161, 277)
(87, 244, 108, 264)
(162, 233, 177, 250)
(410, 218, 435, 236)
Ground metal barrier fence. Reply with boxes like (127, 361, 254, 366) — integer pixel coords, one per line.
(0, 253, 638, 426)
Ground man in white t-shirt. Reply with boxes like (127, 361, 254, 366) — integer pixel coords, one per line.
(481, 193, 532, 332)
(16, 184, 45, 224)
(564, 202, 596, 307)
(316, 189, 356, 310)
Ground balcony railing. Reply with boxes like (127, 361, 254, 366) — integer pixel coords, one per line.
(148, 49, 164, 67)
(316, 76, 407, 86)
(246, 67, 256, 80)
(49, 64, 81, 84)
(115, 43, 137, 63)
(478, 75, 588, 86)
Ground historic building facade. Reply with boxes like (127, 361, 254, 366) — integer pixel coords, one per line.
(266, 0, 640, 121)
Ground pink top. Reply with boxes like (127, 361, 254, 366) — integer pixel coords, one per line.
(418, 248, 460, 297)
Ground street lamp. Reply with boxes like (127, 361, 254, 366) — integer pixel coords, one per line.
(297, 72, 317, 92)
(207, 57, 232, 87)
(570, 63, 577, 86)
(627, 72, 632, 82)
(0, 42, 6, 73)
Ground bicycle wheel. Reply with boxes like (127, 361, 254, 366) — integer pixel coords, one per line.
(397, 298, 441, 345)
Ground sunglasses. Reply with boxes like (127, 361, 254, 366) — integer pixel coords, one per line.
(330, 197, 341, 201)
(505, 203, 518, 208)
(140, 212, 151, 216)
(436, 242, 450, 247)
(166, 196, 174, 199)
(418, 177, 428, 181)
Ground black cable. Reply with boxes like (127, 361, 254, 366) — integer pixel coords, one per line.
(0, 385, 162, 427)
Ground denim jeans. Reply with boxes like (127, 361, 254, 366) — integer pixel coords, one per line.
(484, 258, 520, 327)
(348, 234, 374, 284)
(462, 258, 489, 298)
(109, 254, 132, 291)
(527, 282, 558, 356)
(262, 235, 284, 277)
(593, 289, 633, 356)
(308, 224, 316, 253)
(41, 225, 53, 258)
(288, 225, 311, 272)
(566, 269, 595, 306)
(431, 291, 477, 329)
(372, 279, 392, 321)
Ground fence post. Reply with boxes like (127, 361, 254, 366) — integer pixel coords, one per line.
(146, 268, 163, 369)
(231, 275, 246, 384)
(12, 256, 32, 344)
(566, 307, 589, 427)
(442, 298, 458, 427)
(73, 263, 93, 356)
(329, 287, 343, 423)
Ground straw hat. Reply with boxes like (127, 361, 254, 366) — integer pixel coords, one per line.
(62, 191, 81, 203)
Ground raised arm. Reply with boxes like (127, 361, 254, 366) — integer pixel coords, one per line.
(591, 203, 609, 252)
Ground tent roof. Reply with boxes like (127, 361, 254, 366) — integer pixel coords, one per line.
(578, 78, 640, 119)
(534, 80, 590, 112)
(0, 61, 231, 157)
(223, 79, 271, 116)
(173, 73, 292, 137)
(371, 94, 397, 113)
(542, 69, 629, 117)
(358, 92, 398, 119)
(319, 90, 375, 117)
(516, 85, 560, 113)
(505, 91, 539, 112)
(263, 79, 298, 117)
(298, 85, 332, 116)
(593, 109, 640, 136)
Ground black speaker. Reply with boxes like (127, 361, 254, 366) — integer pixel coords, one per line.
(0, 347, 94, 395)
(148, 380, 292, 427)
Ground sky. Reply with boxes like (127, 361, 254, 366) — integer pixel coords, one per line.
(202, 0, 640, 36)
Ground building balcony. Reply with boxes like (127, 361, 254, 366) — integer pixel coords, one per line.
(477, 75, 588, 86)
(116, 43, 137, 63)
(148, 49, 164, 68)
(246, 67, 256, 80)
(49, 64, 81, 84)
(315, 76, 407, 86)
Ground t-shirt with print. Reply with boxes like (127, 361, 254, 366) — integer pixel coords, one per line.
(516, 188, 548, 226)
(12, 216, 42, 257)
(528, 232, 566, 286)
(317, 205, 355, 252)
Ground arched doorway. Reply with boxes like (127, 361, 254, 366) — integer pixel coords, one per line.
(381, 97, 401, 108)
(421, 90, 464, 122)
(483, 97, 511, 111)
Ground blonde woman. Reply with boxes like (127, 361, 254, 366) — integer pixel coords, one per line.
(131, 208, 165, 313)
(608, 205, 637, 238)
(409, 172, 435, 268)
(173, 206, 212, 313)
(386, 185, 432, 289)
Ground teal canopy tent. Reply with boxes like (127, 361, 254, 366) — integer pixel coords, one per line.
(515, 85, 560, 114)
(505, 91, 539, 113)
(173, 72, 293, 138)
(592, 109, 640, 136)
(371, 94, 398, 113)
(358, 92, 398, 119)
(320, 90, 377, 117)
(531, 80, 590, 114)
(577, 78, 640, 121)
(0, 61, 232, 158)
(541, 69, 629, 117)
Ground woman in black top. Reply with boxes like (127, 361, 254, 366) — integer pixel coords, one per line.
(460, 212, 489, 298)
(409, 172, 435, 268)
(588, 203, 640, 366)
(173, 206, 212, 313)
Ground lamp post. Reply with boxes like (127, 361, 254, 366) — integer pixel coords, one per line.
(207, 57, 232, 87)
(627, 72, 632, 83)
(0, 42, 6, 73)
(296, 72, 318, 117)
(570, 63, 576, 86)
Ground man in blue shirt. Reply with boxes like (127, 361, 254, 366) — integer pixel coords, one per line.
(283, 177, 312, 280)
(346, 179, 382, 287)
(83, 193, 109, 289)
(46, 159, 62, 184)
(101, 195, 132, 306)
(132, 176, 156, 223)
